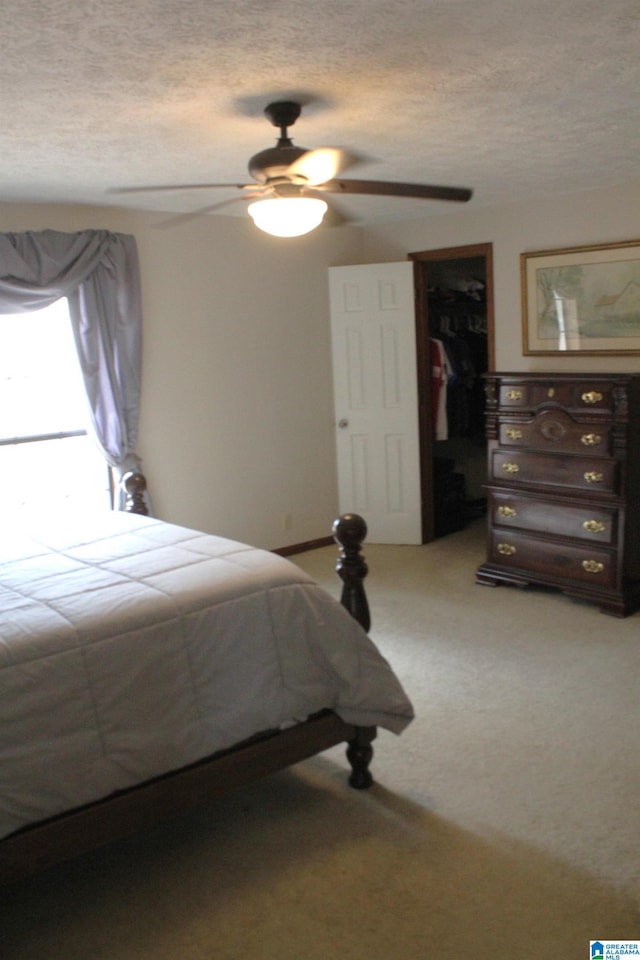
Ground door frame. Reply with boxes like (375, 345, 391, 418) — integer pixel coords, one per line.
(409, 243, 495, 542)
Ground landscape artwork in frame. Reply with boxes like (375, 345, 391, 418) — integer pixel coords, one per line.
(521, 239, 640, 355)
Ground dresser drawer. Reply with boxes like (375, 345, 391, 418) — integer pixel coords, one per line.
(488, 531, 615, 587)
(496, 379, 617, 413)
(489, 491, 616, 544)
(490, 449, 619, 494)
(498, 410, 612, 456)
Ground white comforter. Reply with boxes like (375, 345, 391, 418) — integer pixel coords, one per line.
(0, 512, 413, 840)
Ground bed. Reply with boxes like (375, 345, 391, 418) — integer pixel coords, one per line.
(0, 484, 413, 883)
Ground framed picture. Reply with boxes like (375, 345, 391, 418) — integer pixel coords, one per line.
(521, 239, 640, 355)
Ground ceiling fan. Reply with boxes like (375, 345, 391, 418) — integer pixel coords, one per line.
(110, 100, 473, 236)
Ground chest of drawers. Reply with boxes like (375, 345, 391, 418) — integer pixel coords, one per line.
(475, 373, 640, 616)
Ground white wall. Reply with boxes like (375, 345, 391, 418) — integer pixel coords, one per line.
(0, 202, 364, 548)
(2, 178, 639, 547)
(361, 179, 640, 375)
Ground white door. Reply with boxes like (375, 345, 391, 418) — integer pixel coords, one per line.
(329, 261, 421, 544)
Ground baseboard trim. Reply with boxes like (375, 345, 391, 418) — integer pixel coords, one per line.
(272, 535, 333, 557)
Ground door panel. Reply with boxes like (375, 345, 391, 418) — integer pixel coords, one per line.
(329, 262, 421, 544)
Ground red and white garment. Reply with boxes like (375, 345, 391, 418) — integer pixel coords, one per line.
(430, 338, 452, 440)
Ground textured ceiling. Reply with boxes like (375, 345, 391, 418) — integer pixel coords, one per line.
(2, 0, 639, 225)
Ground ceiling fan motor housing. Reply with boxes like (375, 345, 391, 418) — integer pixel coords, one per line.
(248, 143, 309, 182)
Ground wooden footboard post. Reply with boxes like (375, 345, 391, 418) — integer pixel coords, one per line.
(333, 513, 376, 789)
(333, 513, 370, 633)
(346, 726, 376, 789)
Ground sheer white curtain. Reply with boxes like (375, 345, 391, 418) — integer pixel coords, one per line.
(0, 229, 147, 510)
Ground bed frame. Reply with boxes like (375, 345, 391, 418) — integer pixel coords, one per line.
(0, 483, 375, 884)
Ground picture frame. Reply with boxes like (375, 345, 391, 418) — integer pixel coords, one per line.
(521, 239, 640, 355)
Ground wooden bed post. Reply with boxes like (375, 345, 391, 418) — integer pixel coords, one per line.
(333, 513, 376, 789)
(122, 471, 149, 515)
(346, 727, 375, 789)
(333, 513, 370, 633)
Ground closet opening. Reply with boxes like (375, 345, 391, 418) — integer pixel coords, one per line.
(410, 243, 495, 543)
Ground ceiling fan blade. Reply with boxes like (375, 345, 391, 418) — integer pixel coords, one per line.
(108, 182, 253, 195)
(321, 202, 353, 228)
(153, 193, 263, 228)
(319, 179, 473, 203)
(286, 148, 361, 186)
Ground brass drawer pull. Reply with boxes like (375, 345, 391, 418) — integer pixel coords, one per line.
(581, 433, 602, 446)
(584, 471, 604, 484)
(502, 462, 520, 474)
(583, 519, 606, 534)
(582, 559, 605, 574)
(506, 389, 523, 400)
(498, 505, 517, 519)
(506, 428, 523, 440)
(581, 390, 603, 404)
(497, 543, 517, 556)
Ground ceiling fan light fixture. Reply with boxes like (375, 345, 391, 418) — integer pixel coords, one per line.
(247, 197, 328, 237)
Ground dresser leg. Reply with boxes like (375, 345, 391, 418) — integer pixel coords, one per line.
(475, 571, 500, 587)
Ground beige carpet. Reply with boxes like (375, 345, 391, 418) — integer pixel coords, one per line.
(3, 521, 639, 959)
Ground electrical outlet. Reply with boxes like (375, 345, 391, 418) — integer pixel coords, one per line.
(283, 513, 293, 531)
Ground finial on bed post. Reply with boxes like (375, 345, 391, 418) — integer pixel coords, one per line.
(122, 471, 149, 516)
(333, 513, 370, 633)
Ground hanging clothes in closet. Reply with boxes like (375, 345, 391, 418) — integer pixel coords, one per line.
(429, 291, 487, 441)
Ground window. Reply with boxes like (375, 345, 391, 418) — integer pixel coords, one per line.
(0, 299, 112, 521)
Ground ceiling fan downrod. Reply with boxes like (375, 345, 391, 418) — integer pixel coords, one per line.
(264, 100, 302, 145)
